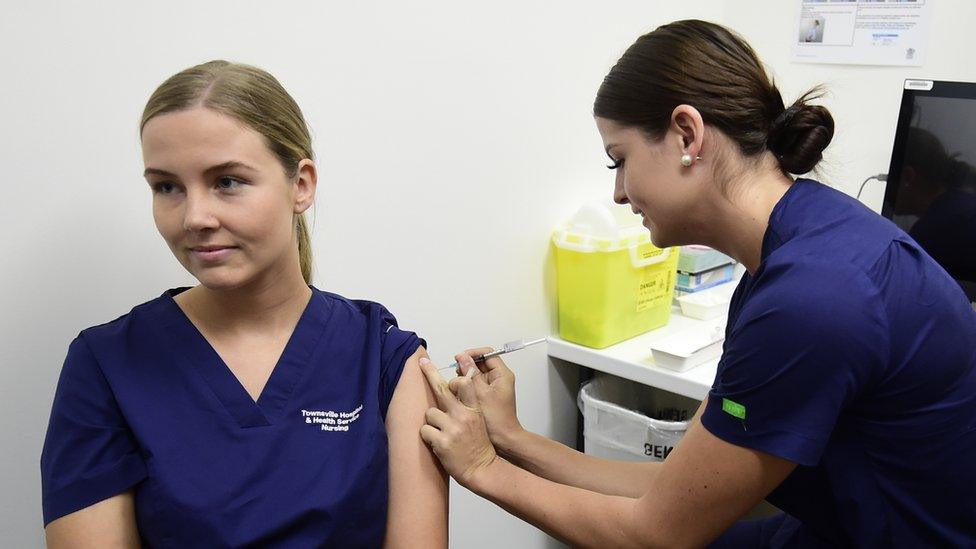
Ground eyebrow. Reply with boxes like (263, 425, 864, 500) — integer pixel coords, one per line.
(143, 160, 258, 179)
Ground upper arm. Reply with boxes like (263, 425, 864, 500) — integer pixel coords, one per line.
(383, 346, 448, 549)
(45, 490, 140, 549)
(633, 416, 796, 547)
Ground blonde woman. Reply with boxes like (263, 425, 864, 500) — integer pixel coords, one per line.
(41, 61, 447, 547)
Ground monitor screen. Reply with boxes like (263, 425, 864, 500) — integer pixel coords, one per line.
(882, 80, 976, 301)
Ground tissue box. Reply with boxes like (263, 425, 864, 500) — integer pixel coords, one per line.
(676, 264, 735, 293)
(677, 246, 734, 274)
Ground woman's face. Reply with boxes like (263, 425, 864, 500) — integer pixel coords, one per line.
(595, 116, 701, 247)
(141, 107, 314, 291)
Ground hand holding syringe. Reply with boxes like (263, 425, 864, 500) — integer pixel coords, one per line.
(438, 337, 547, 377)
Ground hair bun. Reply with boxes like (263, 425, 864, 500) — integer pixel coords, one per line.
(766, 90, 834, 174)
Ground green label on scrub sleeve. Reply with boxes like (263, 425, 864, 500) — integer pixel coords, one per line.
(722, 398, 746, 420)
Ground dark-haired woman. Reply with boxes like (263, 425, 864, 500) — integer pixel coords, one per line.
(416, 20, 976, 547)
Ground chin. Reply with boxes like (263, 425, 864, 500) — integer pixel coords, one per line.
(649, 234, 673, 249)
(190, 268, 252, 292)
(643, 220, 672, 248)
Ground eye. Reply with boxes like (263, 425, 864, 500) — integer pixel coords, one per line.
(216, 176, 245, 190)
(606, 157, 623, 170)
(151, 182, 179, 194)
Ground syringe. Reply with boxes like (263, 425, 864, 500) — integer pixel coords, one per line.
(438, 337, 548, 376)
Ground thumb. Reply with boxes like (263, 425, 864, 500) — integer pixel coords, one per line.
(455, 351, 484, 377)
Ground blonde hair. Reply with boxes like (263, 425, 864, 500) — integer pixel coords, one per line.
(141, 60, 315, 284)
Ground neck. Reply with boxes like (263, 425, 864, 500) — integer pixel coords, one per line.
(179, 259, 312, 333)
(697, 168, 794, 275)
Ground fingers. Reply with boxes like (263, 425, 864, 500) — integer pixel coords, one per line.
(456, 347, 506, 376)
(480, 356, 512, 384)
(449, 374, 494, 415)
(447, 376, 464, 397)
(471, 348, 511, 376)
(419, 424, 444, 449)
(418, 357, 461, 413)
(420, 408, 453, 453)
(471, 369, 493, 397)
(454, 348, 489, 377)
(454, 348, 517, 389)
(469, 355, 514, 387)
(425, 406, 450, 430)
(447, 375, 479, 409)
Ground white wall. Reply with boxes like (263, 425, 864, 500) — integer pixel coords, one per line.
(722, 1, 976, 206)
(1, 1, 973, 547)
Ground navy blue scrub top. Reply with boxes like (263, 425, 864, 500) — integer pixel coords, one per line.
(702, 179, 976, 547)
(41, 287, 425, 547)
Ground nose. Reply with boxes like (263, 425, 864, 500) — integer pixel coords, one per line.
(613, 172, 628, 205)
(182, 190, 219, 232)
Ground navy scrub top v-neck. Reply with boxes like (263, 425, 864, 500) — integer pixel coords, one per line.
(40, 286, 425, 547)
(702, 179, 976, 547)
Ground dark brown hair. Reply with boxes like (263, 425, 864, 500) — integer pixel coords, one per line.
(594, 20, 833, 175)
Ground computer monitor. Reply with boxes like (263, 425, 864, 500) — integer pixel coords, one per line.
(882, 79, 976, 302)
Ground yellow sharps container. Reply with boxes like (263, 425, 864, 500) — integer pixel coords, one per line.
(553, 203, 680, 349)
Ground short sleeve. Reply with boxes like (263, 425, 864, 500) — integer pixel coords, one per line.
(40, 334, 147, 525)
(701, 261, 888, 466)
(364, 303, 426, 419)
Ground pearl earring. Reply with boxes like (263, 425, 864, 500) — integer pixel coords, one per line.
(680, 153, 701, 167)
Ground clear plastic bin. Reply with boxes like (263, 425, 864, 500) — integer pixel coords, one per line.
(578, 374, 699, 462)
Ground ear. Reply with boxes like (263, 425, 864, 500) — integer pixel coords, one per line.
(670, 105, 705, 162)
(293, 159, 317, 214)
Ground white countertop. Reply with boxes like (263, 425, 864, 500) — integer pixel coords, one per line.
(547, 308, 720, 401)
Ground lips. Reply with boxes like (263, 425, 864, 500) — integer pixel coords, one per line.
(188, 245, 237, 262)
(191, 246, 235, 252)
